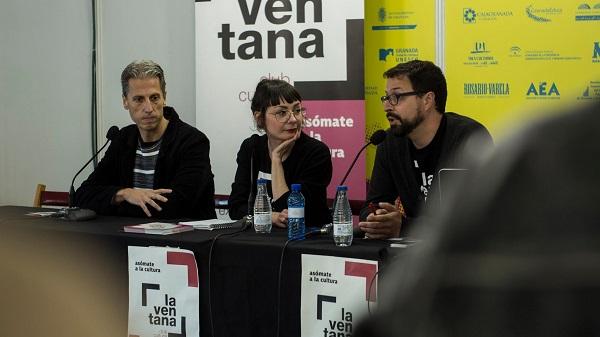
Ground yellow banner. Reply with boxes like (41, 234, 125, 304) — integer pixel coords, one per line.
(445, 1, 600, 138)
(364, 0, 436, 178)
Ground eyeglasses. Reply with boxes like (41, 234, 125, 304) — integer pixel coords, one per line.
(269, 107, 306, 122)
(380, 91, 422, 106)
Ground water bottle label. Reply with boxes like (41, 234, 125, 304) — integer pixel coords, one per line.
(333, 222, 353, 235)
(288, 207, 304, 218)
(254, 213, 271, 225)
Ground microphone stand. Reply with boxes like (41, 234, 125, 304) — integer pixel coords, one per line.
(340, 141, 371, 186)
(62, 126, 118, 221)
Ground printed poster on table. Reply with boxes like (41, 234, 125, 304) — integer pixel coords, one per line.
(301, 254, 378, 337)
(128, 246, 200, 337)
(195, 0, 367, 200)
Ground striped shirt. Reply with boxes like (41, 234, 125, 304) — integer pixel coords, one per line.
(133, 138, 162, 189)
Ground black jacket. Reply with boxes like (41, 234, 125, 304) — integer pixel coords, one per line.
(361, 112, 493, 235)
(74, 107, 216, 220)
(229, 132, 333, 226)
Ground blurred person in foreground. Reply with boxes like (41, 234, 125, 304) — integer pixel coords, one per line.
(355, 100, 600, 337)
(1, 225, 124, 337)
(359, 60, 493, 239)
(74, 60, 216, 219)
(228, 79, 332, 227)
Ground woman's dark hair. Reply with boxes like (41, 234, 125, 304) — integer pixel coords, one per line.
(251, 79, 302, 130)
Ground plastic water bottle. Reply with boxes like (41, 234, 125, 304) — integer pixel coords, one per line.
(253, 178, 272, 233)
(333, 185, 353, 247)
(287, 184, 305, 240)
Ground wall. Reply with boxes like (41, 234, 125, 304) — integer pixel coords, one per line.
(99, 0, 196, 139)
(0, 0, 195, 206)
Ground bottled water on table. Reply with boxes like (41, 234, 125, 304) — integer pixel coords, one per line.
(253, 178, 272, 233)
(287, 184, 305, 240)
(333, 185, 353, 247)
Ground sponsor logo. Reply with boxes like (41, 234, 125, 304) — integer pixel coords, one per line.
(393, 47, 419, 63)
(377, 47, 419, 62)
(577, 81, 600, 100)
(575, 3, 600, 21)
(463, 8, 476, 23)
(379, 48, 393, 61)
(524, 49, 581, 62)
(371, 25, 417, 31)
(526, 82, 560, 99)
(464, 82, 510, 97)
(373, 8, 417, 30)
(471, 41, 489, 54)
(509, 46, 522, 57)
(463, 7, 513, 23)
(464, 41, 498, 67)
(525, 5, 563, 22)
(365, 85, 378, 96)
(378, 7, 387, 22)
(593, 42, 600, 62)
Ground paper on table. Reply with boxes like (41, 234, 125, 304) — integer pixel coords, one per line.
(26, 211, 59, 217)
(179, 219, 237, 230)
(124, 222, 194, 235)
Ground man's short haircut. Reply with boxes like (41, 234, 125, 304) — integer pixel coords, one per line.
(383, 60, 447, 113)
(121, 60, 167, 98)
(251, 79, 302, 131)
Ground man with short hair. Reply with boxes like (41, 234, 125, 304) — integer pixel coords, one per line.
(75, 60, 216, 219)
(359, 60, 492, 238)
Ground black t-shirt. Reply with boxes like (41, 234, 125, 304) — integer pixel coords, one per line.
(408, 114, 447, 203)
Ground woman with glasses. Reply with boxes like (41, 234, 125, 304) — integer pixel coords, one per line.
(228, 79, 333, 227)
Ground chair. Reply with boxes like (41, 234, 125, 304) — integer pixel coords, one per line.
(33, 184, 69, 208)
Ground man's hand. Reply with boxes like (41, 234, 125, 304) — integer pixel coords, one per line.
(358, 202, 403, 239)
(272, 209, 288, 228)
(113, 188, 172, 217)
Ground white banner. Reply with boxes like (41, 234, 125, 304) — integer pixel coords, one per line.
(301, 254, 378, 337)
(195, 0, 365, 198)
(128, 246, 200, 337)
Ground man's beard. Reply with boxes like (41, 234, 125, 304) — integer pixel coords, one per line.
(388, 108, 424, 137)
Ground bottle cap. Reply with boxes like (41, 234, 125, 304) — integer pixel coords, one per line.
(336, 185, 348, 191)
(291, 183, 301, 191)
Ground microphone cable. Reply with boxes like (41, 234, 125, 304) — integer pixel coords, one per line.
(275, 227, 327, 337)
(209, 135, 257, 336)
(208, 217, 253, 337)
(275, 238, 293, 337)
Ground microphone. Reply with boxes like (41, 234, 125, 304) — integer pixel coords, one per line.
(64, 125, 119, 221)
(339, 130, 387, 186)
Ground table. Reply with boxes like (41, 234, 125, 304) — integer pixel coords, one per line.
(0, 206, 399, 337)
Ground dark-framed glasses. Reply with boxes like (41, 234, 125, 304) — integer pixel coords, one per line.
(270, 107, 306, 122)
(380, 91, 422, 106)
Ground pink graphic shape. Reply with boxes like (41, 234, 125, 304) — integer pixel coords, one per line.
(302, 100, 366, 200)
(167, 251, 199, 288)
(345, 261, 377, 302)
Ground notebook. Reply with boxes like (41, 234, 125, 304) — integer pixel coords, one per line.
(124, 222, 194, 235)
(178, 219, 238, 230)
